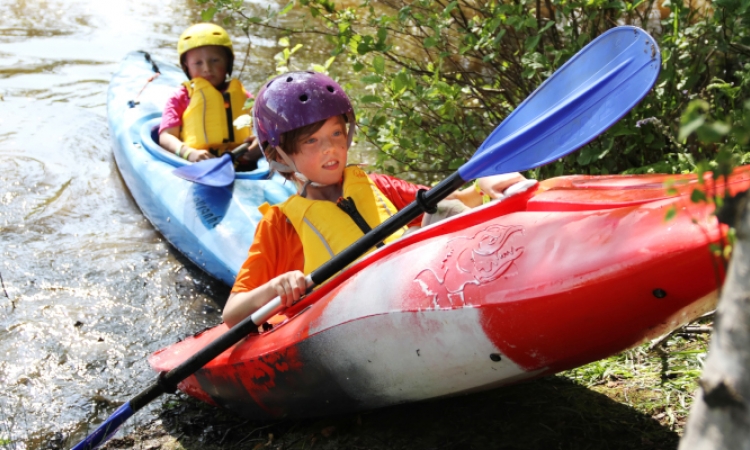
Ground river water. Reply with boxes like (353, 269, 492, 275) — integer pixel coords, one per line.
(0, 1, 314, 448)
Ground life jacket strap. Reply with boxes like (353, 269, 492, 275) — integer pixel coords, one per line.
(336, 197, 385, 248)
(223, 92, 235, 143)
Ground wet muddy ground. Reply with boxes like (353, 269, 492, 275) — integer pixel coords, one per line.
(96, 374, 682, 450)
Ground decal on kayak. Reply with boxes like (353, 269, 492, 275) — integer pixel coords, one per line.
(192, 345, 305, 417)
(190, 184, 233, 229)
(194, 196, 222, 228)
(414, 224, 525, 307)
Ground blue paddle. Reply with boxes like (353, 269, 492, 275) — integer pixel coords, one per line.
(171, 142, 251, 187)
(72, 26, 660, 450)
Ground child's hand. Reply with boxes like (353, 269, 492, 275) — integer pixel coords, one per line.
(186, 149, 214, 162)
(477, 173, 526, 199)
(237, 137, 261, 165)
(268, 270, 307, 307)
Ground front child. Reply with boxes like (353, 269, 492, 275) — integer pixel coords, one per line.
(222, 71, 525, 328)
(159, 23, 259, 167)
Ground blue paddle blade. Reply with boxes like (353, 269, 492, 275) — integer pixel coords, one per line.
(172, 153, 235, 187)
(460, 26, 661, 181)
(71, 403, 134, 450)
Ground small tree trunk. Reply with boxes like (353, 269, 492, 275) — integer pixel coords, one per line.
(679, 191, 750, 450)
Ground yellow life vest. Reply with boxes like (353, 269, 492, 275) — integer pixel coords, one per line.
(279, 166, 408, 274)
(179, 77, 252, 153)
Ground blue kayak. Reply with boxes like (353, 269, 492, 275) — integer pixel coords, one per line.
(107, 51, 295, 285)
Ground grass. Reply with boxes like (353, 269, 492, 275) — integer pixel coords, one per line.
(564, 322, 711, 436)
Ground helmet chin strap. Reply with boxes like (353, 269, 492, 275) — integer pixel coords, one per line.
(272, 146, 331, 195)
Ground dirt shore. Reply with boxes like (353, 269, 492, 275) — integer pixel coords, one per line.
(99, 375, 680, 450)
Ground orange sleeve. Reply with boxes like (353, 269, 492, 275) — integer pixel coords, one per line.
(231, 206, 304, 293)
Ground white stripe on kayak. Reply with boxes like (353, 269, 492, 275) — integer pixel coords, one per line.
(307, 307, 538, 406)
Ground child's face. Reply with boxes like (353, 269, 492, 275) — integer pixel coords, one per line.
(288, 116, 348, 186)
(184, 45, 229, 87)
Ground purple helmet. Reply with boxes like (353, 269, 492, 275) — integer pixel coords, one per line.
(253, 71, 355, 149)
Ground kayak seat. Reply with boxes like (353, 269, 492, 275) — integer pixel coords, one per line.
(139, 117, 272, 180)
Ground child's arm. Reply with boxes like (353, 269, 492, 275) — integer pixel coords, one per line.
(158, 126, 214, 162)
(223, 270, 307, 328)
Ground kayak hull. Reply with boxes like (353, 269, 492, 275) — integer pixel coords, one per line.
(106, 52, 295, 285)
(150, 167, 750, 418)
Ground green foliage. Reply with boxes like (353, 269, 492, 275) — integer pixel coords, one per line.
(202, 0, 750, 184)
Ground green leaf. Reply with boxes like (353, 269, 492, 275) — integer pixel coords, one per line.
(279, 1, 294, 15)
(360, 95, 382, 103)
(525, 35, 541, 51)
(392, 72, 409, 94)
(577, 145, 598, 166)
(679, 116, 705, 141)
(357, 42, 371, 54)
(690, 188, 708, 203)
(696, 121, 731, 143)
(373, 55, 385, 74)
(539, 20, 556, 34)
(664, 206, 677, 221)
(201, 7, 217, 21)
(361, 74, 383, 83)
(377, 27, 388, 44)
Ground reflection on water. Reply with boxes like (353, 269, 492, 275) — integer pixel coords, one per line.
(0, 0, 315, 447)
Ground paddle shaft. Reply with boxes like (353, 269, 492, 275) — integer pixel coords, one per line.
(229, 142, 250, 159)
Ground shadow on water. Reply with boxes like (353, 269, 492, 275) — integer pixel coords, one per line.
(98, 376, 679, 450)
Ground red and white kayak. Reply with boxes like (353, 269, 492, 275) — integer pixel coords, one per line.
(149, 167, 749, 419)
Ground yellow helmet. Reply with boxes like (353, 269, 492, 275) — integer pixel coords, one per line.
(178, 23, 235, 77)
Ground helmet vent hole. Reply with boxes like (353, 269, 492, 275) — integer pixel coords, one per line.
(299, 94, 309, 102)
(326, 85, 335, 93)
(286, 77, 293, 82)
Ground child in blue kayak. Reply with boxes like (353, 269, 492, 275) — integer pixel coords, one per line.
(222, 71, 526, 327)
(159, 23, 260, 168)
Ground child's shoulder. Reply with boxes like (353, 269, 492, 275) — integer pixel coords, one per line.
(256, 202, 299, 242)
(168, 83, 190, 100)
(259, 203, 295, 227)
